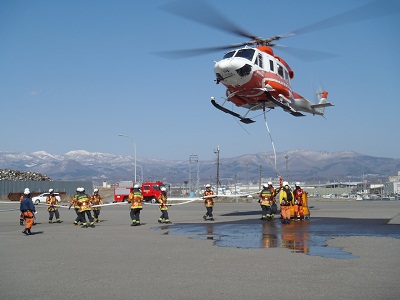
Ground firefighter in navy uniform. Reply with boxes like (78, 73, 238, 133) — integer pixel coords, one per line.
(128, 184, 143, 226)
(259, 182, 277, 221)
(279, 181, 294, 224)
(69, 188, 81, 225)
(293, 182, 304, 221)
(158, 186, 170, 223)
(20, 188, 36, 235)
(91, 188, 103, 223)
(77, 187, 95, 228)
(202, 184, 216, 221)
(46, 189, 62, 223)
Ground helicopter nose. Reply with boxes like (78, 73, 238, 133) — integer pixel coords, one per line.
(214, 58, 252, 85)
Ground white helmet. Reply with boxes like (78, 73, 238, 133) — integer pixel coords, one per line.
(205, 184, 211, 188)
(49, 188, 54, 193)
(134, 184, 140, 189)
(160, 186, 167, 192)
(94, 188, 99, 193)
(267, 181, 273, 185)
(295, 182, 300, 187)
(283, 181, 289, 186)
(262, 183, 268, 188)
(24, 188, 30, 195)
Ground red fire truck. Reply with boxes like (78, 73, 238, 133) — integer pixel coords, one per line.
(113, 181, 166, 203)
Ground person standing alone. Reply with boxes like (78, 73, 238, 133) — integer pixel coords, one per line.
(20, 188, 36, 235)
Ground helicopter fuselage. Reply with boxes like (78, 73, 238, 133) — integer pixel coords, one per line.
(213, 45, 331, 117)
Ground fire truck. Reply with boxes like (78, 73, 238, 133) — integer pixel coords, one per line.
(113, 181, 166, 203)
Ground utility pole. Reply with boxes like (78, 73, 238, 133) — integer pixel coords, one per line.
(259, 165, 262, 190)
(214, 146, 220, 195)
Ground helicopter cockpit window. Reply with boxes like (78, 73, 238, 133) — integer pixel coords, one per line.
(223, 51, 235, 59)
(277, 64, 284, 77)
(234, 49, 255, 61)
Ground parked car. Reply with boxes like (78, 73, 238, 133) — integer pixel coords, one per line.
(31, 192, 61, 205)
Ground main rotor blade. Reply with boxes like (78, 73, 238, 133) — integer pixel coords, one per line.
(160, 0, 257, 40)
(274, 45, 338, 62)
(152, 42, 255, 59)
(287, 0, 400, 37)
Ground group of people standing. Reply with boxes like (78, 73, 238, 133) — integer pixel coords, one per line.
(259, 181, 306, 224)
(69, 187, 103, 228)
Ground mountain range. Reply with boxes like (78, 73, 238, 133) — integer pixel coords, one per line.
(1, 150, 399, 185)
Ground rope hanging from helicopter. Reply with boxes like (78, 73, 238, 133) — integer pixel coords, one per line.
(229, 100, 282, 179)
(262, 103, 281, 178)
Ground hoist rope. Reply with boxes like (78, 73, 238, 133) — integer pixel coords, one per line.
(263, 109, 282, 178)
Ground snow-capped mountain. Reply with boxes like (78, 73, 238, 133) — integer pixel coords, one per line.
(0, 150, 399, 184)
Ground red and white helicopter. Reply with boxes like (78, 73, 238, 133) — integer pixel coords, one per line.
(160, 0, 396, 124)
(211, 46, 331, 123)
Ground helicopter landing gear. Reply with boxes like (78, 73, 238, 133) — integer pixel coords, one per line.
(211, 97, 255, 124)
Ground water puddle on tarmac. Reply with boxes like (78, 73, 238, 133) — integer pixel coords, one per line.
(156, 217, 400, 259)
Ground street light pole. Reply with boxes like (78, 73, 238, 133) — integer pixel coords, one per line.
(118, 134, 137, 183)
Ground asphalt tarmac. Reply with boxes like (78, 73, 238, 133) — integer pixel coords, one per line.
(1, 200, 400, 300)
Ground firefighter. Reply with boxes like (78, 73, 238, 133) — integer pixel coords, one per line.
(128, 184, 143, 226)
(259, 182, 277, 221)
(158, 186, 170, 223)
(77, 187, 95, 228)
(91, 188, 103, 223)
(20, 188, 36, 235)
(202, 184, 216, 221)
(293, 182, 304, 220)
(279, 181, 294, 224)
(69, 187, 81, 225)
(46, 189, 62, 223)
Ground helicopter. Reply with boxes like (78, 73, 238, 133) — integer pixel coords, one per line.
(160, 0, 398, 123)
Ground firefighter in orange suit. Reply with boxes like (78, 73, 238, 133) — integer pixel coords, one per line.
(259, 182, 277, 221)
(91, 188, 103, 223)
(202, 184, 216, 221)
(128, 184, 143, 226)
(77, 187, 95, 228)
(158, 186, 170, 223)
(293, 182, 304, 221)
(69, 188, 81, 225)
(20, 188, 36, 235)
(46, 189, 62, 223)
(279, 181, 294, 224)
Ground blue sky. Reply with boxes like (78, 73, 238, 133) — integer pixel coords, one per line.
(1, 0, 399, 161)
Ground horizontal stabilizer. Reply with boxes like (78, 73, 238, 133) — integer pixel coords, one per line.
(311, 102, 334, 109)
